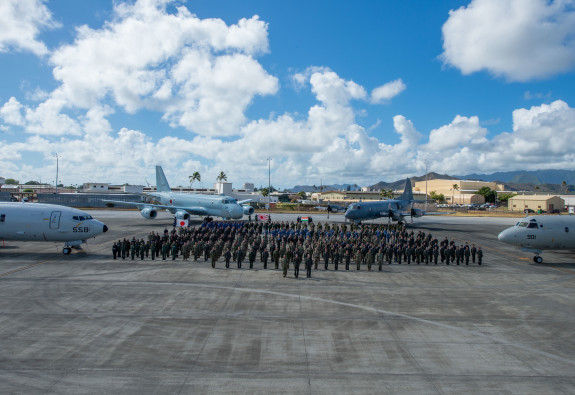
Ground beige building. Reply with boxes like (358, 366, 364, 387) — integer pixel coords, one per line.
(414, 179, 504, 204)
(508, 194, 565, 212)
(313, 189, 427, 203)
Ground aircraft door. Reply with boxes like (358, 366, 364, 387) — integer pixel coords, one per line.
(50, 211, 61, 229)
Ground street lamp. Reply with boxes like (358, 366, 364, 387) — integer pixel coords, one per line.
(52, 153, 60, 194)
(267, 157, 271, 211)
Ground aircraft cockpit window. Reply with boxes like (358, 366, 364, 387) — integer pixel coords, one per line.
(73, 216, 79, 221)
(223, 199, 229, 204)
(517, 222, 528, 227)
(527, 222, 538, 229)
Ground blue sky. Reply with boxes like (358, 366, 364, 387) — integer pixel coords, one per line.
(1, 0, 575, 189)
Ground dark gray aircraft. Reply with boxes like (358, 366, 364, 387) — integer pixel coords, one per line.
(344, 178, 428, 224)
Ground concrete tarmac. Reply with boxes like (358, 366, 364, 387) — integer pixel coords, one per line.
(1, 211, 574, 394)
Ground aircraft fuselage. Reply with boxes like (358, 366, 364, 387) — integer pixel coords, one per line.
(0, 202, 107, 243)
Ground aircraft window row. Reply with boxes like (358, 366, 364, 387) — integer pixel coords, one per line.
(72, 215, 93, 221)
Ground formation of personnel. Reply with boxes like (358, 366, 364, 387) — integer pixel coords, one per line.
(111, 220, 484, 278)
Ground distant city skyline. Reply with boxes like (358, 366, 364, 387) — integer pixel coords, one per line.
(1, 0, 575, 189)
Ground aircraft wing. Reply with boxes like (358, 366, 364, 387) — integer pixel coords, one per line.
(102, 200, 210, 216)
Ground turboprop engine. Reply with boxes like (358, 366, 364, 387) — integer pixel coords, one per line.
(175, 210, 190, 220)
(243, 205, 254, 216)
(141, 207, 158, 219)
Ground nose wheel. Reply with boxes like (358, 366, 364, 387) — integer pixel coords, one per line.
(533, 255, 543, 264)
(63, 247, 72, 255)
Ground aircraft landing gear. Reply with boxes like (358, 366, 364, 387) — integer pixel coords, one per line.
(63, 247, 72, 255)
(533, 255, 543, 264)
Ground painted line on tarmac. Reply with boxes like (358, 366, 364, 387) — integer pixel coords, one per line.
(174, 282, 575, 368)
(0, 260, 50, 278)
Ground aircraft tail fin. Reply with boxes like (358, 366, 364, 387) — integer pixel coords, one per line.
(155, 166, 171, 193)
(398, 178, 413, 202)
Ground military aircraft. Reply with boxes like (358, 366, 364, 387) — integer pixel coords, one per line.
(344, 178, 431, 224)
(0, 202, 108, 254)
(104, 166, 253, 221)
(498, 215, 575, 263)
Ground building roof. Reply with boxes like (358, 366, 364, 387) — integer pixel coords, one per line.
(509, 194, 563, 200)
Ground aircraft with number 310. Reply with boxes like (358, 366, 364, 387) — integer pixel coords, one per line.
(0, 202, 108, 254)
(104, 166, 253, 221)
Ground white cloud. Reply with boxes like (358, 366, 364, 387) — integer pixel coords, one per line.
(419, 100, 575, 174)
(0, 97, 25, 126)
(46, 0, 277, 136)
(441, 0, 575, 81)
(371, 79, 406, 103)
(0, 0, 60, 56)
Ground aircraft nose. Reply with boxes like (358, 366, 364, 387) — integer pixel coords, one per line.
(498, 228, 512, 243)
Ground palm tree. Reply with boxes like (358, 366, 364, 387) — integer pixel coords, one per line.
(189, 172, 201, 188)
(451, 183, 459, 204)
(380, 189, 394, 199)
(216, 171, 227, 182)
(562, 180, 568, 193)
(261, 187, 269, 197)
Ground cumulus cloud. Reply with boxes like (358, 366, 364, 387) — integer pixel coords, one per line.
(45, 0, 277, 136)
(371, 79, 406, 103)
(0, 0, 60, 55)
(3, 1, 575, 188)
(441, 0, 575, 81)
(419, 100, 575, 174)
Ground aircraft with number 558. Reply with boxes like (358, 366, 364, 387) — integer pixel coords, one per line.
(104, 165, 253, 221)
(0, 202, 108, 254)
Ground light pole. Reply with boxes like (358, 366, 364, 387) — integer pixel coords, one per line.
(267, 157, 271, 211)
(52, 153, 60, 194)
(424, 159, 429, 213)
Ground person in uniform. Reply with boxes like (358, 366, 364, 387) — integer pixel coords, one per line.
(293, 252, 301, 278)
(162, 242, 169, 260)
(305, 254, 312, 278)
(150, 241, 156, 260)
(477, 247, 483, 265)
(262, 249, 269, 269)
(464, 245, 470, 265)
(273, 248, 280, 270)
(282, 255, 289, 277)
(211, 248, 217, 268)
(237, 248, 244, 269)
(171, 242, 178, 260)
(130, 243, 136, 260)
(355, 249, 362, 270)
(471, 244, 477, 263)
(140, 242, 146, 260)
(224, 248, 231, 268)
(112, 242, 118, 259)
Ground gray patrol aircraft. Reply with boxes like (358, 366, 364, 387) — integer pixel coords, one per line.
(104, 166, 253, 221)
(0, 202, 108, 254)
(344, 178, 430, 224)
(498, 215, 575, 263)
